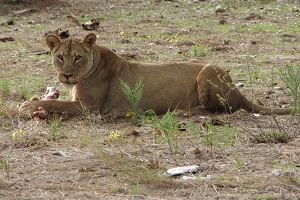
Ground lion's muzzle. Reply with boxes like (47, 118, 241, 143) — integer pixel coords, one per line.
(63, 73, 73, 79)
(58, 73, 79, 84)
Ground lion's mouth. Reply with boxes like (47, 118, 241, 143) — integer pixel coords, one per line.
(59, 73, 79, 84)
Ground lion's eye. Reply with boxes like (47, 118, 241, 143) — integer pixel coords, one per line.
(57, 55, 64, 62)
(74, 55, 82, 62)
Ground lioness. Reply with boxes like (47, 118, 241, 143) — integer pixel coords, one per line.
(19, 33, 291, 117)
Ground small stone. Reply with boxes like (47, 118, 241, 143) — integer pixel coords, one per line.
(236, 82, 244, 88)
(167, 165, 200, 176)
(53, 151, 67, 156)
(206, 175, 212, 180)
(182, 176, 197, 180)
(272, 169, 282, 176)
(4, 18, 14, 25)
(272, 168, 296, 176)
(215, 6, 226, 14)
(223, 38, 230, 44)
(13, 9, 33, 15)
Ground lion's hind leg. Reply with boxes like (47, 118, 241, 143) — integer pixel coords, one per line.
(175, 76, 211, 116)
(177, 65, 239, 116)
(195, 65, 244, 114)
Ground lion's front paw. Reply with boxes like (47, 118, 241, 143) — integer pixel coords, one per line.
(19, 98, 42, 117)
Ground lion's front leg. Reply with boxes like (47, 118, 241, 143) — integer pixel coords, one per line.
(19, 98, 83, 118)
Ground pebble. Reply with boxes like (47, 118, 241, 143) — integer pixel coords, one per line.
(167, 165, 200, 176)
(272, 168, 296, 176)
(182, 176, 197, 180)
(235, 82, 244, 88)
(253, 113, 260, 117)
(52, 151, 67, 156)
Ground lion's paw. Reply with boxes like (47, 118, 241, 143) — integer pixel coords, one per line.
(19, 99, 42, 117)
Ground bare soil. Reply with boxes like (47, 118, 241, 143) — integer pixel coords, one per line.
(0, 0, 300, 199)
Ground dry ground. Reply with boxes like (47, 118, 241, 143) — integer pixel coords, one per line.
(1, 0, 300, 199)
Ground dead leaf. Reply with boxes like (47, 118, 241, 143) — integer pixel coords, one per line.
(13, 9, 35, 15)
(0, 37, 15, 42)
(82, 19, 100, 31)
(45, 28, 69, 39)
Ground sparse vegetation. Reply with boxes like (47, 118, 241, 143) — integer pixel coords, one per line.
(94, 147, 172, 191)
(0, 155, 9, 179)
(147, 109, 179, 154)
(119, 78, 144, 120)
(192, 44, 211, 57)
(0, 78, 10, 97)
(279, 63, 300, 113)
(190, 119, 235, 154)
(257, 193, 274, 200)
(232, 153, 244, 170)
(250, 130, 289, 144)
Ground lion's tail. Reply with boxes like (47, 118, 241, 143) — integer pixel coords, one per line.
(240, 95, 292, 115)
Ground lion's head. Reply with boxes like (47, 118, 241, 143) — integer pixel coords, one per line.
(46, 33, 97, 87)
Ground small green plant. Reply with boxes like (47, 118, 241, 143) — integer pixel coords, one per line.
(272, 131, 289, 143)
(78, 134, 92, 147)
(279, 63, 300, 113)
(48, 118, 67, 142)
(130, 182, 140, 195)
(256, 193, 274, 200)
(119, 78, 144, 119)
(190, 120, 235, 154)
(0, 155, 9, 179)
(192, 44, 211, 57)
(147, 109, 179, 153)
(232, 153, 244, 170)
(0, 78, 10, 97)
(250, 130, 289, 144)
(18, 85, 30, 100)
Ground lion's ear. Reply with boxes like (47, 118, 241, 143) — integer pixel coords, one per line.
(83, 33, 96, 47)
(46, 35, 61, 51)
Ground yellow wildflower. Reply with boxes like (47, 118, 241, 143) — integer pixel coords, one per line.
(169, 38, 177, 43)
(126, 111, 136, 118)
(108, 130, 121, 140)
(12, 129, 25, 140)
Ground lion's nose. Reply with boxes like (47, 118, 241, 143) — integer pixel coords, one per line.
(63, 74, 73, 79)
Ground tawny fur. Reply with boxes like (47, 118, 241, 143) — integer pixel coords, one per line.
(19, 33, 292, 117)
